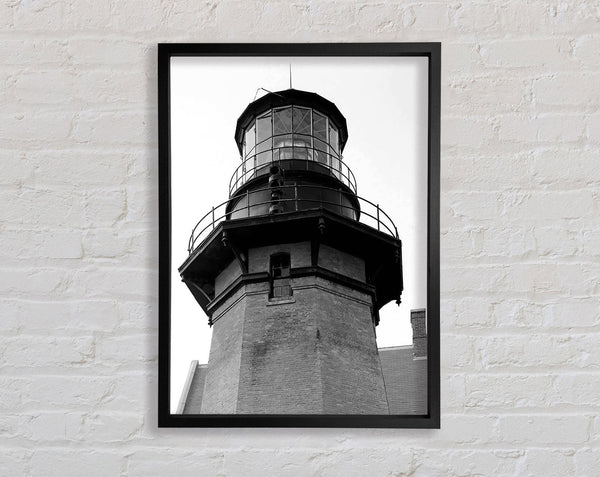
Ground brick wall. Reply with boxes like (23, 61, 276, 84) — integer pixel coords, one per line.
(200, 242, 389, 414)
(2, 1, 599, 475)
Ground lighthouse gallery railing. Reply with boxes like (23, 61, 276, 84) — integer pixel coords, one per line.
(229, 148, 357, 196)
(188, 184, 399, 253)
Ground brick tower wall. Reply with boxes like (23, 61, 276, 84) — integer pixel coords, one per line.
(199, 290, 246, 413)
(198, 241, 390, 414)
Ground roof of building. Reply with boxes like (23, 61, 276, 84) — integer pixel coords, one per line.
(379, 346, 428, 415)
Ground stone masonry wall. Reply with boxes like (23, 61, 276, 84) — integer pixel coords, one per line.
(2, 1, 599, 475)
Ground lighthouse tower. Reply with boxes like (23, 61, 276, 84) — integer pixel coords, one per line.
(178, 89, 403, 414)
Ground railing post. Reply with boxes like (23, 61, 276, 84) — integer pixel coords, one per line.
(377, 204, 380, 231)
(247, 189, 250, 217)
(294, 183, 298, 211)
(212, 206, 215, 229)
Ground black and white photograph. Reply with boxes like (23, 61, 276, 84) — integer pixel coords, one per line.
(158, 44, 440, 427)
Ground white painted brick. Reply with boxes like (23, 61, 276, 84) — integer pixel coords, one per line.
(109, 372, 156, 410)
(453, 3, 498, 33)
(95, 334, 157, 367)
(65, 412, 143, 442)
(29, 230, 83, 259)
(452, 296, 494, 328)
(25, 412, 69, 441)
(10, 70, 78, 105)
(465, 374, 554, 409)
(481, 226, 536, 258)
(498, 114, 586, 143)
(30, 150, 130, 187)
(109, 0, 170, 31)
(70, 268, 157, 299)
(492, 299, 545, 328)
(0, 111, 74, 143)
(442, 228, 484, 260)
(76, 69, 154, 106)
(531, 148, 600, 187)
(575, 448, 600, 477)
(164, 1, 219, 32)
(30, 450, 123, 477)
(509, 263, 560, 293)
(441, 334, 477, 370)
(0, 39, 69, 65)
(413, 449, 521, 477)
(48, 235, 86, 261)
(116, 301, 157, 331)
(0, 188, 84, 227)
(507, 191, 596, 222)
(10, 0, 66, 31)
(125, 186, 158, 224)
(437, 415, 499, 444)
(448, 192, 502, 222)
(441, 265, 511, 294)
(72, 110, 155, 146)
(481, 38, 573, 69)
(442, 116, 495, 148)
(555, 262, 600, 296)
(4, 376, 115, 411)
(546, 1, 600, 33)
(478, 333, 600, 369)
(127, 449, 223, 477)
(498, 415, 590, 444)
(1, 299, 119, 333)
(0, 268, 67, 296)
(403, 4, 455, 32)
(533, 227, 581, 258)
(1, 336, 94, 368)
(0, 378, 28, 412)
(84, 189, 127, 226)
(497, 2, 549, 34)
(583, 228, 600, 256)
(305, 1, 356, 29)
(0, 449, 30, 476)
(574, 34, 600, 67)
(541, 299, 600, 328)
(356, 3, 401, 34)
(442, 42, 484, 76)
(443, 152, 535, 191)
(0, 151, 34, 185)
(82, 228, 135, 259)
(534, 73, 600, 107)
(441, 373, 466, 411)
(66, 39, 148, 66)
(224, 448, 414, 476)
(259, 3, 320, 35)
(444, 75, 531, 113)
(588, 113, 600, 143)
(62, 1, 112, 30)
(554, 374, 600, 407)
(521, 449, 576, 476)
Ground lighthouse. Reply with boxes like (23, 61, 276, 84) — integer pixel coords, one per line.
(178, 89, 404, 414)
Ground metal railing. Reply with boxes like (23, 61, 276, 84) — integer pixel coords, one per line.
(229, 148, 357, 196)
(188, 184, 398, 253)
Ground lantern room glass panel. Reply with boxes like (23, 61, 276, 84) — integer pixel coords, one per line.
(273, 107, 292, 135)
(292, 107, 311, 135)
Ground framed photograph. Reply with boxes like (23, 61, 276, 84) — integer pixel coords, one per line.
(158, 43, 440, 428)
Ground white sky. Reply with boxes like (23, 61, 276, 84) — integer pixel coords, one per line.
(170, 56, 428, 412)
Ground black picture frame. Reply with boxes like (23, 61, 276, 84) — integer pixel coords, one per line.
(158, 43, 440, 428)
